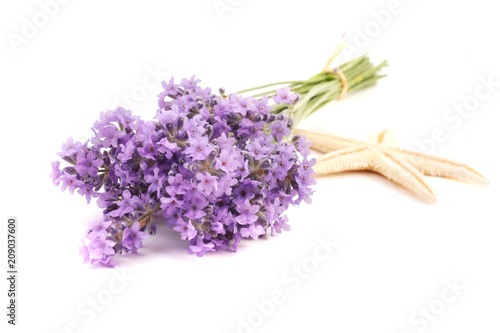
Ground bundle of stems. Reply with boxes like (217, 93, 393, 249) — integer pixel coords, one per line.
(236, 53, 388, 126)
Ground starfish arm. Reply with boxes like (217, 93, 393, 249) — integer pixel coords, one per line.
(370, 151, 437, 202)
(293, 128, 363, 153)
(313, 147, 373, 174)
(300, 128, 487, 201)
(388, 148, 489, 186)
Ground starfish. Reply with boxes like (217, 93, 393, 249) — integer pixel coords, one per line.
(294, 128, 489, 202)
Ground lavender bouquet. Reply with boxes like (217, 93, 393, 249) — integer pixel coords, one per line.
(52, 54, 386, 266)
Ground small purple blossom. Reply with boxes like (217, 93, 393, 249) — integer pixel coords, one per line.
(60, 172, 84, 194)
(50, 161, 61, 185)
(85, 230, 116, 264)
(88, 218, 113, 232)
(188, 238, 215, 257)
(196, 172, 218, 196)
(144, 167, 166, 197)
(184, 136, 213, 161)
(57, 137, 83, 158)
(184, 195, 208, 220)
(241, 223, 265, 240)
(173, 220, 197, 240)
(215, 148, 241, 173)
(122, 222, 147, 252)
(272, 120, 291, 142)
(108, 190, 142, 217)
(80, 241, 90, 264)
(272, 87, 298, 105)
(75, 150, 103, 177)
(245, 140, 271, 160)
(235, 200, 260, 225)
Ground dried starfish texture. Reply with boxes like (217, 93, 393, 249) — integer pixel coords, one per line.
(294, 129, 489, 201)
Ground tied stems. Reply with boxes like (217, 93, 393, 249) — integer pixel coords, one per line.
(235, 53, 388, 127)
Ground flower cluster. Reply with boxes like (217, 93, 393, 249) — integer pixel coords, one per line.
(52, 77, 315, 265)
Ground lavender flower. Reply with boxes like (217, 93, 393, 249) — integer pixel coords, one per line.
(273, 87, 298, 105)
(53, 77, 316, 265)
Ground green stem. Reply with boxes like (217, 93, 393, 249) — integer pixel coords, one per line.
(236, 54, 387, 127)
(234, 80, 302, 95)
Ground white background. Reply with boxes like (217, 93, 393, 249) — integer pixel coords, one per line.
(1, 1, 499, 332)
